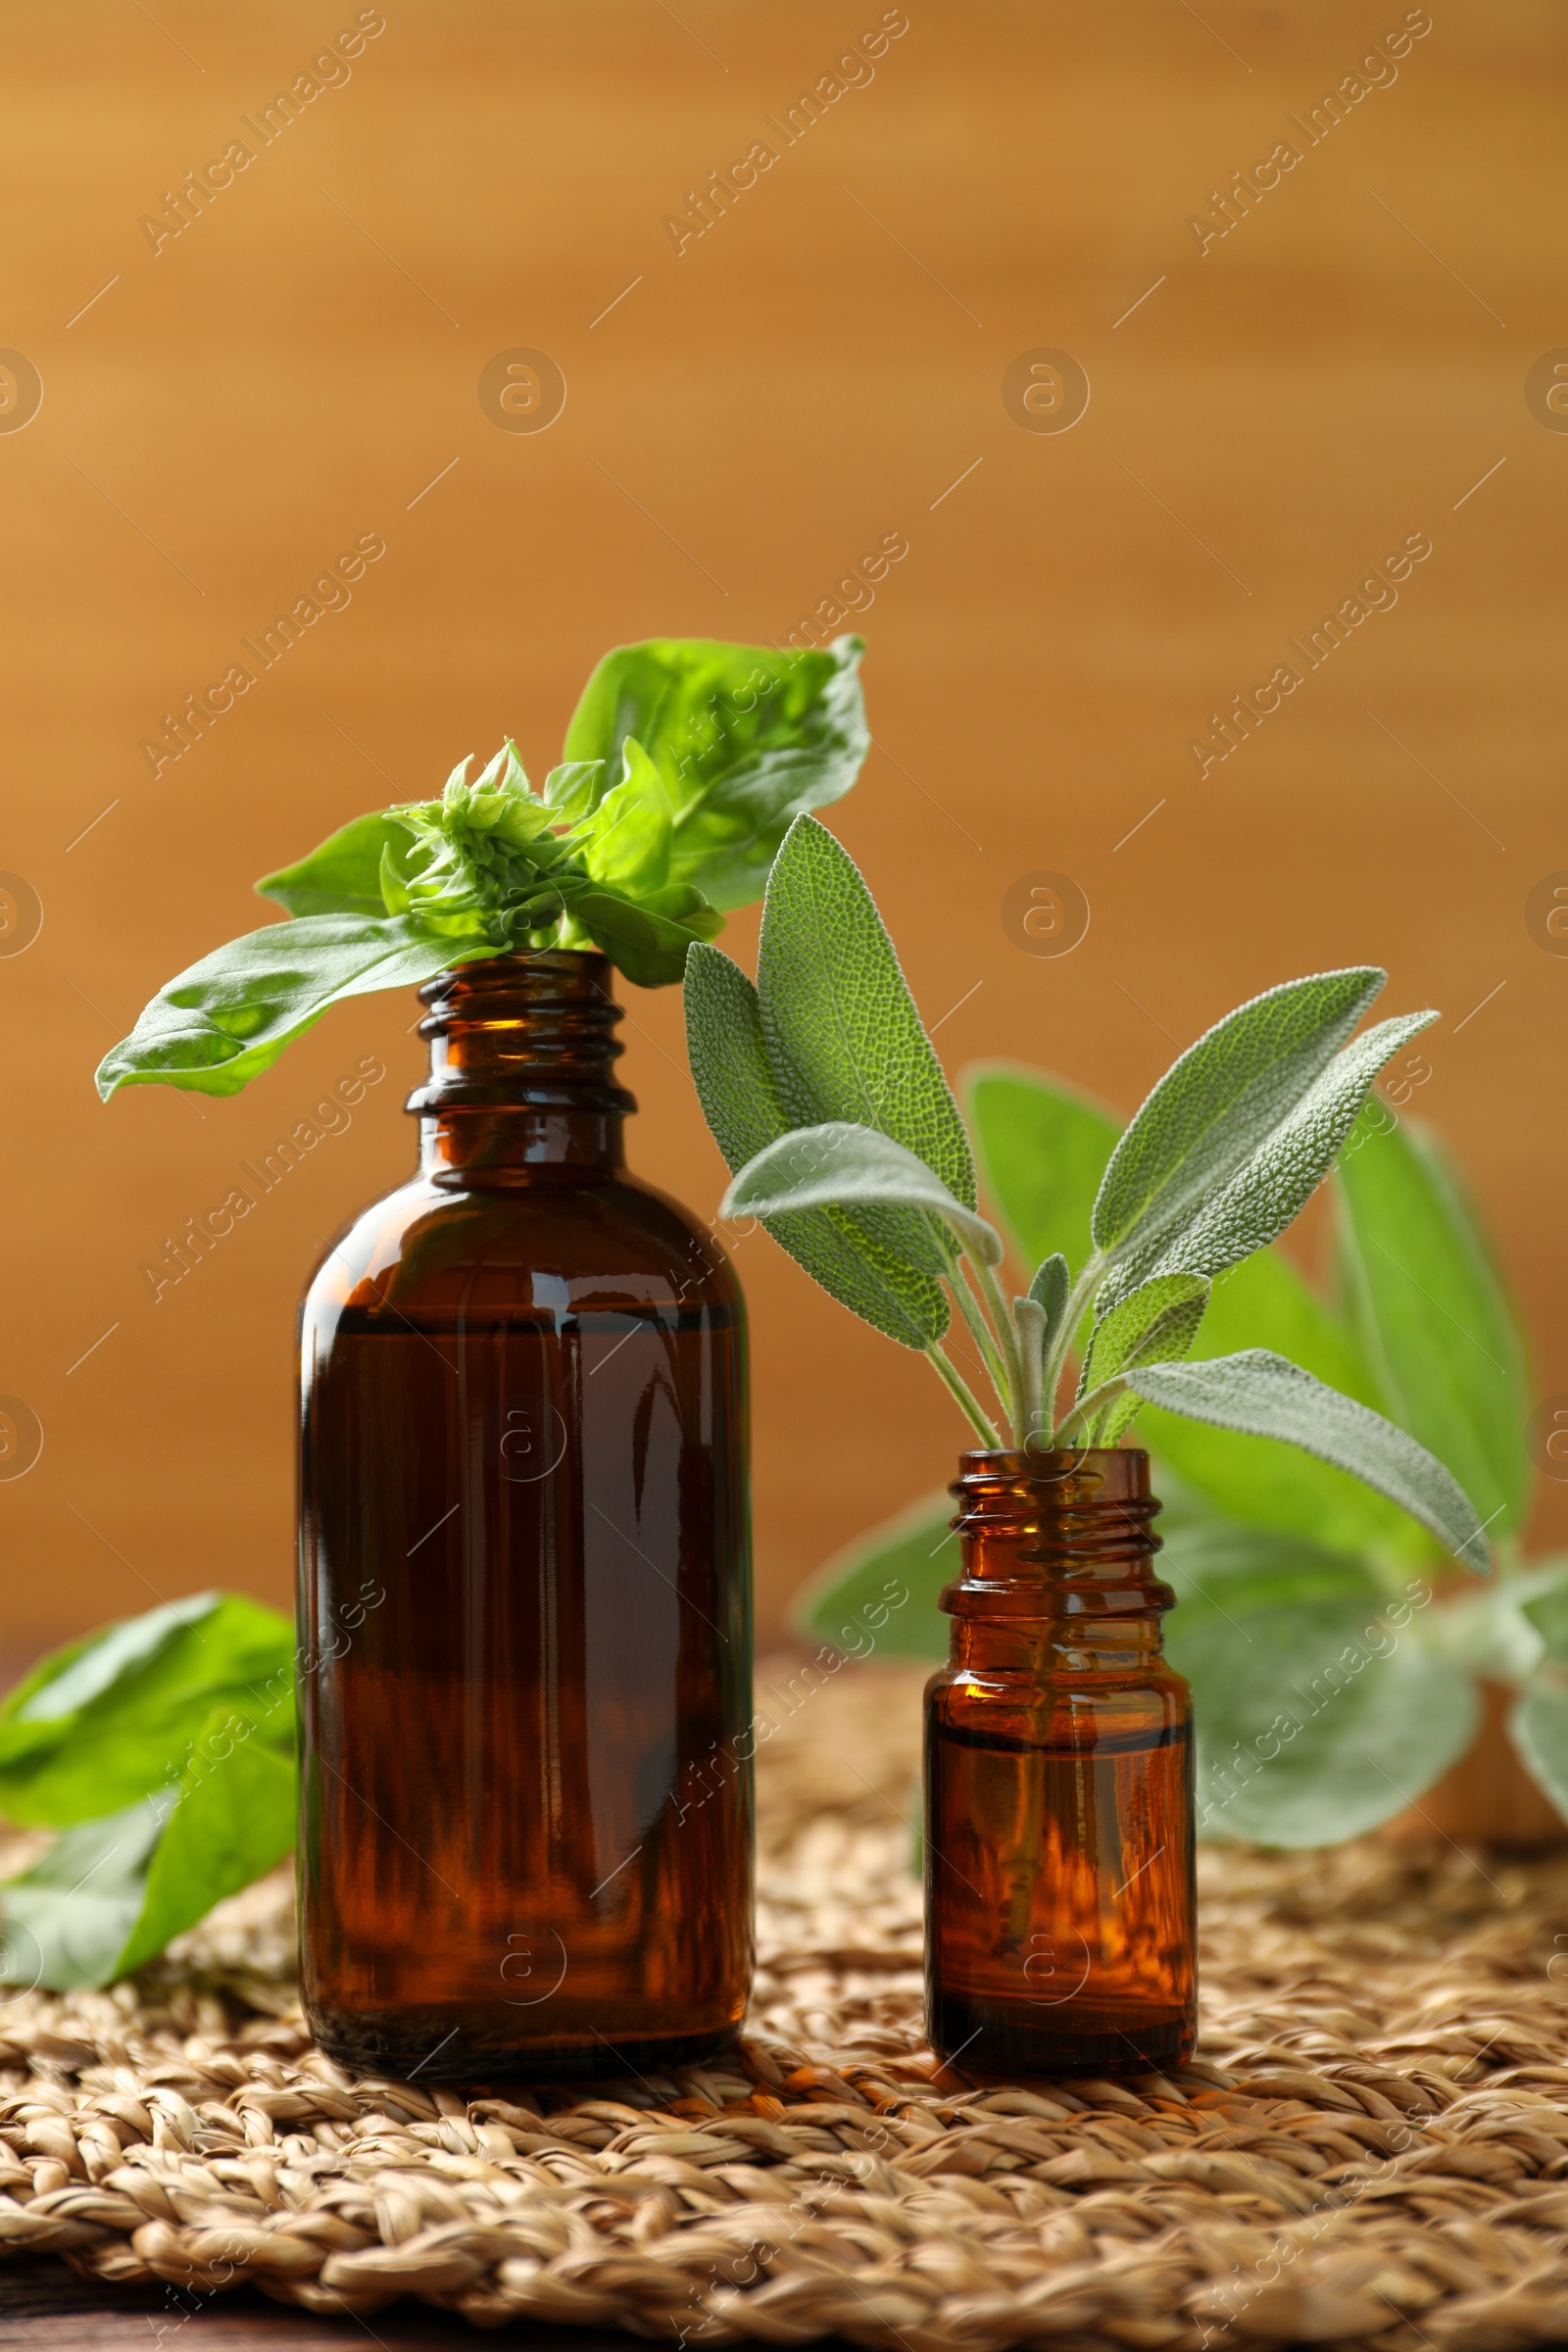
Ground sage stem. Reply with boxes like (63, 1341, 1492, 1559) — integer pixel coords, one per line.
(924, 1344, 1003, 1449)
(1041, 1250, 1105, 1441)
(952, 1258, 1012, 1431)
(973, 1253, 1029, 1446)
(1053, 1371, 1129, 1449)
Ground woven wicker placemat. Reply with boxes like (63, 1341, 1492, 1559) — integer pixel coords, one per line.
(3, 1658, 1567, 2350)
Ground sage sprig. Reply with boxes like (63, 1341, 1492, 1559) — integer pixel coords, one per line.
(98, 636, 868, 1100)
(794, 1074, 1544, 1851)
(687, 815, 1490, 1575)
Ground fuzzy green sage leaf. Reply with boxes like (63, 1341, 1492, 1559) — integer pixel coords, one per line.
(1092, 968, 1385, 1266)
(683, 945, 948, 1348)
(758, 817, 975, 1207)
(1123, 1350, 1491, 1573)
(722, 1121, 1003, 1268)
(1122, 1009, 1438, 1300)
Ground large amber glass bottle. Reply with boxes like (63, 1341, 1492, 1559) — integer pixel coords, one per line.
(296, 951, 752, 2081)
(925, 1448, 1196, 2077)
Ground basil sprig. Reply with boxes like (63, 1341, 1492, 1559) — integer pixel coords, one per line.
(0, 1593, 297, 1989)
(97, 635, 868, 1100)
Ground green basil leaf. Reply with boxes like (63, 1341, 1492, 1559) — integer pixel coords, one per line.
(723, 1122, 1002, 1267)
(1171, 1597, 1478, 1846)
(791, 1492, 956, 1660)
(758, 817, 975, 1225)
(967, 1065, 1119, 1272)
(543, 760, 606, 822)
(96, 914, 493, 1100)
(1132, 1010, 1438, 1297)
(564, 881, 722, 990)
(0, 1695, 295, 1989)
(683, 945, 948, 1348)
(1510, 1685, 1568, 1822)
(0, 1593, 294, 1828)
(1139, 1248, 1427, 1564)
(0, 1797, 172, 1990)
(563, 636, 869, 911)
(1093, 968, 1385, 1264)
(255, 811, 416, 918)
(1336, 1113, 1532, 1541)
(1125, 1350, 1491, 1572)
(572, 738, 675, 895)
(116, 1706, 295, 1978)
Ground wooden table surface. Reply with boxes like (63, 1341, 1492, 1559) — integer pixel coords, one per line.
(0, 2257, 841, 2352)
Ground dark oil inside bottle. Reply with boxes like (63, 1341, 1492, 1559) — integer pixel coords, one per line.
(295, 954, 752, 2081)
(927, 1708, 1194, 2074)
(924, 1449, 1196, 2078)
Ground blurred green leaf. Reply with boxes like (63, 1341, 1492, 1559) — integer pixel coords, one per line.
(1336, 1112, 1532, 1541)
(966, 1064, 1119, 1273)
(0, 1797, 172, 1991)
(1423, 1564, 1568, 1685)
(1160, 1512, 1384, 1621)
(0, 1707, 295, 1991)
(0, 1593, 295, 1829)
(1518, 1561, 1568, 1664)
(1510, 1684, 1568, 1822)
(792, 1492, 956, 1660)
(1171, 1590, 1479, 1846)
(117, 1707, 295, 1977)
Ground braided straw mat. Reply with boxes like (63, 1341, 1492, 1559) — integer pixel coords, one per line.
(3, 1659, 1568, 2351)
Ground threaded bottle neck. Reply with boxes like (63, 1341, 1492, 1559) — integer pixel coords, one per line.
(942, 1447, 1170, 1629)
(409, 950, 634, 1178)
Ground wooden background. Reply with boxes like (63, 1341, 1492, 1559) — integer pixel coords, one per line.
(1, 0, 1563, 1661)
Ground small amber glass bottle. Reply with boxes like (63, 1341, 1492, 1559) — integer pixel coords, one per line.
(295, 951, 752, 2081)
(925, 1447, 1196, 2077)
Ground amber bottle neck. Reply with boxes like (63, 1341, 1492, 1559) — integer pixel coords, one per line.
(942, 1448, 1172, 1672)
(409, 951, 635, 1181)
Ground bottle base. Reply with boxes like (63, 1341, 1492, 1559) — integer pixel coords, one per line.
(310, 2012, 742, 2084)
(929, 1987, 1195, 2078)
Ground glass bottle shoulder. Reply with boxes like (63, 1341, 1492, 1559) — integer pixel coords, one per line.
(301, 1164, 742, 1335)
